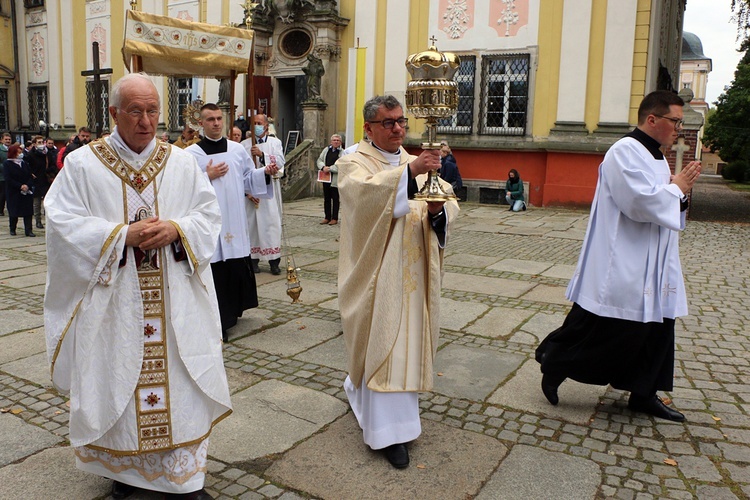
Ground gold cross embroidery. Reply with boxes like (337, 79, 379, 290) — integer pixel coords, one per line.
(224, 232, 234, 244)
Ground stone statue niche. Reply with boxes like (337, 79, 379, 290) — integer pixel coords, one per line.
(302, 53, 325, 103)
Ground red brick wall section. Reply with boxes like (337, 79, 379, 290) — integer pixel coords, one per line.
(664, 130, 698, 174)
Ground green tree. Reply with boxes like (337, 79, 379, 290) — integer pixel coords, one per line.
(733, 0, 750, 40)
(703, 40, 750, 165)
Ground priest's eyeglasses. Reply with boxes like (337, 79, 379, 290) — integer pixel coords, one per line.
(368, 117, 409, 129)
(653, 115, 684, 130)
(119, 108, 161, 119)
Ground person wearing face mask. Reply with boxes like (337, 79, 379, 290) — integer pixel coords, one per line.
(3, 144, 35, 236)
(27, 135, 53, 228)
(240, 114, 286, 275)
(505, 169, 526, 212)
(61, 127, 91, 164)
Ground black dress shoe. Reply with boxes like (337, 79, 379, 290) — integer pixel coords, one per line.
(111, 480, 135, 499)
(252, 262, 260, 273)
(9, 230, 16, 236)
(628, 394, 685, 422)
(25, 232, 36, 237)
(541, 372, 565, 406)
(270, 264, 281, 275)
(36, 222, 44, 229)
(384, 443, 409, 469)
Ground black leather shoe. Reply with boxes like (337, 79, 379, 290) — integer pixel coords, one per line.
(384, 443, 409, 469)
(9, 230, 16, 236)
(111, 480, 135, 499)
(541, 373, 565, 406)
(25, 232, 36, 237)
(252, 262, 260, 273)
(270, 264, 281, 275)
(628, 394, 685, 422)
(36, 222, 44, 229)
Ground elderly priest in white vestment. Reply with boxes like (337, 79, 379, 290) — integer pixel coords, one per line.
(44, 73, 231, 500)
(536, 90, 702, 423)
(337, 95, 459, 469)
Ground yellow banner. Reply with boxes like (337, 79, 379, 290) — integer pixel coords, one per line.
(122, 10, 253, 77)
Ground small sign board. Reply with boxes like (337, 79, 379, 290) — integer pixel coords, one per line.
(284, 130, 300, 156)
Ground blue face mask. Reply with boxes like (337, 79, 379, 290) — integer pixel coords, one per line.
(254, 124, 265, 138)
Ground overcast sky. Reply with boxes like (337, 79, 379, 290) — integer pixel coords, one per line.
(683, 0, 745, 106)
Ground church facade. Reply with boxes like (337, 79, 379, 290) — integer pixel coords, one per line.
(2, 0, 689, 206)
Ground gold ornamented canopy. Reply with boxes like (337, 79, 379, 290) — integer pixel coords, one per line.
(122, 10, 254, 77)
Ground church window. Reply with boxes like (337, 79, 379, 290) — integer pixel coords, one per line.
(167, 77, 193, 132)
(438, 55, 475, 134)
(279, 29, 313, 59)
(85, 79, 110, 133)
(24, 0, 44, 8)
(479, 53, 529, 136)
(27, 85, 48, 128)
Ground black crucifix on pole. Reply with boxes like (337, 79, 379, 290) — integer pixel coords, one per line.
(81, 42, 113, 137)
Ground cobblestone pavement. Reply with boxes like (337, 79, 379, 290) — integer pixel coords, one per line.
(0, 191, 748, 499)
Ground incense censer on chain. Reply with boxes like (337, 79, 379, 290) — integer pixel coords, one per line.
(405, 39, 460, 201)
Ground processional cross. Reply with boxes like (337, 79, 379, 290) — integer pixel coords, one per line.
(81, 41, 113, 137)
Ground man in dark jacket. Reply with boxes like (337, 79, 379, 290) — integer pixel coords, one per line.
(60, 127, 91, 164)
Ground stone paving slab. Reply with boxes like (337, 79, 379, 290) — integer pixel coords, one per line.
(499, 227, 549, 236)
(461, 222, 504, 233)
(433, 344, 525, 401)
(266, 415, 508, 500)
(257, 277, 337, 305)
(303, 256, 339, 273)
(540, 264, 577, 280)
(225, 367, 262, 395)
(475, 445, 600, 500)
(235, 317, 340, 357)
(487, 258, 553, 275)
(0, 309, 44, 335)
(0, 446, 114, 500)
(547, 229, 586, 240)
(0, 262, 41, 277)
(209, 379, 347, 463)
(227, 308, 275, 339)
(318, 296, 339, 311)
(444, 253, 500, 269)
(520, 284, 570, 305)
(465, 306, 534, 338)
(439, 297, 489, 332)
(1, 271, 47, 288)
(0, 328, 45, 365)
(0, 414, 63, 467)
(518, 311, 568, 342)
(0, 259, 36, 273)
(443, 272, 536, 298)
(0, 352, 51, 388)
(487, 360, 607, 425)
(293, 334, 348, 372)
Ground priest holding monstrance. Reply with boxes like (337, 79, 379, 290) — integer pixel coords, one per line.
(337, 43, 461, 469)
(44, 73, 230, 499)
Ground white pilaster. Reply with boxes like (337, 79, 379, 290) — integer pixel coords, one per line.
(383, 0, 409, 102)
(60, 0, 75, 126)
(555, 0, 592, 124)
(354, 0, 376, 100)
(47, 0, 61, 127)
(598, 1, 637, 124)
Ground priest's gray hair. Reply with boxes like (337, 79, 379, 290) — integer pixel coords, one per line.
(110, 73, 158, 110)
(363, 95, 402, 121)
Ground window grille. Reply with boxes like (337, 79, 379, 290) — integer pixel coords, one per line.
(85, 79, 110, 133)
(479, 54, 529, 136)
(168, 77, 193, 131)
(24, 0, 44, 8)
(0, 89, 8, 131)
(437, 55, 475, 134)
(27, 85, 48, 129)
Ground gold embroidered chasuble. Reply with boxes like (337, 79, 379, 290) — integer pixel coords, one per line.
(337, 141, 459, 393)
(43, 138, 232, 488)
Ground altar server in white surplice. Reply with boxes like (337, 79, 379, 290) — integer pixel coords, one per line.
(241, 113, 285, 275)
(44, 73, 231, 500)
(186, 103, 278, 341)
(337, 95, 459, 469)
(536, 90, 701, 423)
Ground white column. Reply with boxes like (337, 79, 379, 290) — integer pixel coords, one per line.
(383, 0, 409, 102)
(60, 0, 75, 126)
(15, 0, 29, 127)
(555, 0, 592, 124)
(47, 0, 62, 127)
(598, 1, 637, 124)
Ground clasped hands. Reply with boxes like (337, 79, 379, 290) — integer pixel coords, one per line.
(126, 217, 178, 251)
(206, 159, 279, 181)
(670, 160, 701, 195)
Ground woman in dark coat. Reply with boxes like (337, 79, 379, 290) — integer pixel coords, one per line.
(3, 144, 35, 236)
